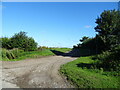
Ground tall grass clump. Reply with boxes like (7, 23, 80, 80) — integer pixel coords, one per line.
(1, 48, 24, 60)
(1, 48, 9, 60)
(10, 48, 24, 58)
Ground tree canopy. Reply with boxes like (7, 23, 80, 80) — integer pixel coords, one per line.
(95, 10, 120, 50)
(1, 31, 38, 51)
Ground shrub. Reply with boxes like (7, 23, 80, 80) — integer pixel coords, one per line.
(37, 46, 49, 51)
(1, 31, 38, 51)
(96, 51, 112, 61)
(10, 31, 38, 51)
(0, 37, 12, 49)
(95, 45, 120, 71)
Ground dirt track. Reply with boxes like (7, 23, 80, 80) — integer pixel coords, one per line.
(1, 56, 77, 88)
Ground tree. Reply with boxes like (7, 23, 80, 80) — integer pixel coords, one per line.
(95, 10, 119, 36)
(95, 10, 120, 50)
(10, 31, 37, 51)
(24, 37, 38, 51)
(0, 37, 12, 49)
(80, 36, 89, 42)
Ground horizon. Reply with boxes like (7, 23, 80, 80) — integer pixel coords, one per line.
(2, 2, 118, 48)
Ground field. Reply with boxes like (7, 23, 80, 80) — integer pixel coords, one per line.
(60, 56, 120, 88)
(50, 48, 72, 53)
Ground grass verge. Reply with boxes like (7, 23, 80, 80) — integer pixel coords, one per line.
(2, 49, 55, 61)
(60, 56, 120, 88)
(1, 48, 72, 61)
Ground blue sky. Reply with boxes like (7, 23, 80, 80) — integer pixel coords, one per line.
(2, 2, 118, 48)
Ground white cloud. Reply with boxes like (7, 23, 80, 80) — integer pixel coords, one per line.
(85, 25, 92, 28)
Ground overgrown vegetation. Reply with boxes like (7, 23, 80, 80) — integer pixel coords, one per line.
(73, 10, 120, 72)
(0, 31, 38, 51)
(1, 48, 24, 60)
(60, 57, 120, 88)
(60, 10, 120, 88)
(0, 31, 72, 61)
(1, 43, 71, 61)
(1, 48, 55, 61)
(93, 45, 120, 71)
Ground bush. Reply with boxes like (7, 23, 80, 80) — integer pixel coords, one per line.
(96, 51, 112, 61)
(0, 37, 12, 49)
(74, 35, 105, 55)
(95, 45, 120, 71)
(37, 46, 49, 51)
(3, 31, 38, 51)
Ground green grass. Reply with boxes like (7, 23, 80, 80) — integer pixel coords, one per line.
(1, 48, 71, 61)
(60, 57, 120, 88)
(2, 49, 55, 61)
(50, 48, 72, 53)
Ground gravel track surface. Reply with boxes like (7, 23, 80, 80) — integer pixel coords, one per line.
(1, 56, 77, 88)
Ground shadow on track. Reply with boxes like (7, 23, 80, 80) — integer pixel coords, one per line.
(50, 48, 95, 57)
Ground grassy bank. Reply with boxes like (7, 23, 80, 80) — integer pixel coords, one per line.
(13, 49, 55, 61)
(1, 48, 72, 61)
(1, 49, 55, 61)
(60, 57, 120, 88)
